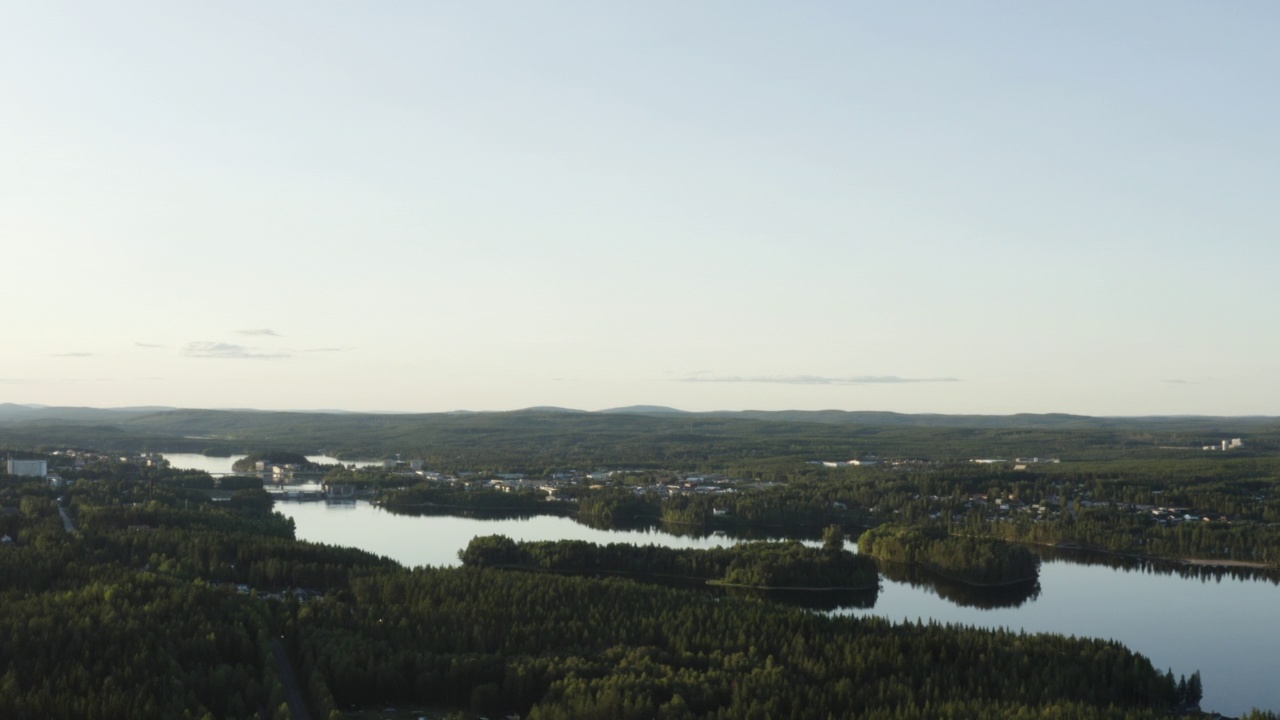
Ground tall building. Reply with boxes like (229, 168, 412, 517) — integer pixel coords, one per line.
(6, 459, 48, 477)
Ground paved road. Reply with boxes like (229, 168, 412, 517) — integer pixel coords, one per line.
(57, 504, 76, 533)
(271, 638, 313, 720)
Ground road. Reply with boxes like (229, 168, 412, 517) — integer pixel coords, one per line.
(57, 503, 76, 533)
(271, 638, 313, 720)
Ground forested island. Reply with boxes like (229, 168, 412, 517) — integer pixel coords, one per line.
(381, 483, 559, 514)
(857, 525, 1041, 586)
(459, 529, 877, 590)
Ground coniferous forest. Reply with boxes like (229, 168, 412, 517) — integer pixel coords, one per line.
(0, 469, 1205, 720)
(458, 533, 879, 589)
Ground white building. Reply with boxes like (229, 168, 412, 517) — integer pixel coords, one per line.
(6, 459, 47, 477)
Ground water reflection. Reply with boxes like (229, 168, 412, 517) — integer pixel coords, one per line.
(1034, 545, 1280, 585)
(875, 562, 1041, 610)
(385, 506, 557, 523)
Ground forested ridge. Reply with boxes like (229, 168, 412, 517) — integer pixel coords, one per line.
(0, 467, 1202, 719)
(5, 405, 1280, 464)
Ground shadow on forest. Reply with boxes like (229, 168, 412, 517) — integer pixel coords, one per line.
(594, 572, 881, 612)
(724, 585, 880, 611)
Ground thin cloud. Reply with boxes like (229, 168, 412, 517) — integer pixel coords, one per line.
(50, 352, 96, 357)
(135, 342, 165, 349)
(181, 341, 290, 360)
(236, 328, 282, 337)
(299, 347, 349, 353)
(1162, 379, 1199, 385)
(677, 374, 961, 385)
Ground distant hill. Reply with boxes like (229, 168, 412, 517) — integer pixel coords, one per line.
(707, 409, 1273, 431)
(1, 403, 1277, 465)
(598, 405, 688, 415)
(0, 403, 173, 424)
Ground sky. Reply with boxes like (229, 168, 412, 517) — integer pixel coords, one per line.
(2, 2, 1278, 415)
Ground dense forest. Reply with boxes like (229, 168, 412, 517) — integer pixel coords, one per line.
(0, 464, 1208, 719)
(458, 530, 878, 590)
(381, 484, 558, 514)
(857, 525, 1041, 586)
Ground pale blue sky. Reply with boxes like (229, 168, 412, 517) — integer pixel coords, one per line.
(3, 2, 1277, 414)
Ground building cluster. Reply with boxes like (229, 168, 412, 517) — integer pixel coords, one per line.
(258, 462, 325, 484)
(397, 466, 754, 502)
(1203, 438, 1244, 451)
(881, 481, 1251, 530)
(5, 458, 48, 478)
(806, 456, 1065, 469)
(627, 474, 747, 500)
(808, 457, 939, 468)
(816, 459, 879, 468)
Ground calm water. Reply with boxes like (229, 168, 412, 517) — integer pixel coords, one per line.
(166, 454, 1279, 716)
(283, 500, 752, 567)
(162, 453, 373, 474)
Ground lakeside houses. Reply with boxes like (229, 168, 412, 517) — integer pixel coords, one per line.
(812, 457, 944, 469)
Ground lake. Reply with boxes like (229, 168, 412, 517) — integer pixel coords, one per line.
(162, 453, 371, 474)
(167, 454, 1280, 716)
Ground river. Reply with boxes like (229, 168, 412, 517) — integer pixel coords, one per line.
(167, 454, 1280, 716)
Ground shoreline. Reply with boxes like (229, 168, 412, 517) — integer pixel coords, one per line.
(1179, 557, 1272, 569)
(986, 537, 1279, 574)
(474, 563, 879, 593)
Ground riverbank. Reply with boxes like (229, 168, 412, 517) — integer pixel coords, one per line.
(482, 563, 878, 592)
(1001, 539, 1280, 576)
(1181, 558, 1272, 570)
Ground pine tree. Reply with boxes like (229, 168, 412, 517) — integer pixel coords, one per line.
(1186, 671, 1203, 706)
